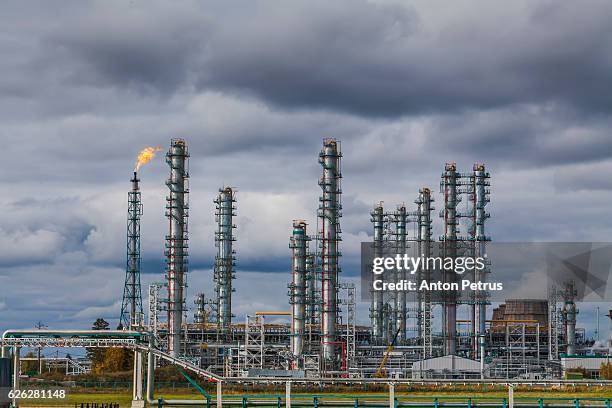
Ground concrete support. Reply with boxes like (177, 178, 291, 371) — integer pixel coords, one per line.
(388, 383, 395, 408)
(508, 385, 514, 408)
(131, 350, 144, 408)
(285, 381, 292, 408)
(146, 347, 154, 403)
(216, 381, 222, 408)
(12, 347, 19, 408)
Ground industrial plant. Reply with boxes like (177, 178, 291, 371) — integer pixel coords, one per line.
(2, 136, 610, 408)
(113, 138, 605, 381)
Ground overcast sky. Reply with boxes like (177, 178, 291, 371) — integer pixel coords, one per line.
(1, 0, 611, 340)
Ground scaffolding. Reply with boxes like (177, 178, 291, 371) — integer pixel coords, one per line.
(244, 315, 265, 370)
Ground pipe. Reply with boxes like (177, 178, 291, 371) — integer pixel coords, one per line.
(215, 186, 236, 333)
(166, 138, 189, 357)
(318, 139, 342, 366)
(370, 203, 385, 340)
(146, 337, 155, 402)
(289, 220, 309, 367)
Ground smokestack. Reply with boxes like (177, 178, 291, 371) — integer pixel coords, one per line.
(165, 138, 189, 357)
(214, 186, 236, 334)
(289, 220, 309, 368)
(318, 138, 342, 367)
(120, 171, 143, 329)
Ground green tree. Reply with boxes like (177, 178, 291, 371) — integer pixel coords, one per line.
(600, 362, 612, 379)
(86, 318, 110, 369)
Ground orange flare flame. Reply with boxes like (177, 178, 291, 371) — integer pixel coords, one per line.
(135, 146, 162, 172)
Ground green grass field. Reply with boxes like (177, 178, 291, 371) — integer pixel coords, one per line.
(16, 387, 612, 407)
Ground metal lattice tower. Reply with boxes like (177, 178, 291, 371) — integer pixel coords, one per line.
(370, 203, 385, 341)
(416, 188, 434, 359)
(214, 186, 236, 334)
(244, 315, 264, 370)
(120, 172, 144, 329)
(318, 138, 342, 366)
(165, 138, 189, 357)
(288, 220, 310, 367)
(392, 204, 408, 343)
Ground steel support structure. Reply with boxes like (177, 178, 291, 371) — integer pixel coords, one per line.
(318, 139, 342, 368)
(120, 172, 144, 329)
(165, 138, 189, 357)
(214, 187, 236, 334)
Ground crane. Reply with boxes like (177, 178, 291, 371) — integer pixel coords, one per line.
(374, 327, 402, 378)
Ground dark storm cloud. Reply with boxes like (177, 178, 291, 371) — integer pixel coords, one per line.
(27, 0, 612, 118)
(1, 0, 612, 332)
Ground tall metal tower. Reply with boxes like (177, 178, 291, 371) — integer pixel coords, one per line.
(165, 138, 189, 357)
(370, 203, 385, 341)
(120, 172, 144, 329)
(214, 186, 236, 333)
(289, 220, 309, 368)
(441, 164, 459, 356)
(472, 164, 490, 360)
(416, 188, 434, 358)
(318, 138, 342, 367)
(392, 204, 408, 342)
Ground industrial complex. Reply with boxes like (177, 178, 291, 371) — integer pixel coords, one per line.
(116, 138, 607, 380)
(1, 137, 611, 408)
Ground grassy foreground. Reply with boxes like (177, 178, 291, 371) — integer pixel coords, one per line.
(17, 388, 612, 407)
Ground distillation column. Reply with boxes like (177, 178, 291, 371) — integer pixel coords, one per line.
(417, 188, 434, 358)
(370, 204, 385, 341)
(214, 187, 236, 334)
(318, 139, 342, 366)
(120, 172, 144, 329)
(289, 220, 309, 368)
(393, 205, 408, 342)
(473, 164, 490, 360)
(563, 281, 578, 355)
(165, 139, 189, 357)
(441, 164, 458, 356)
